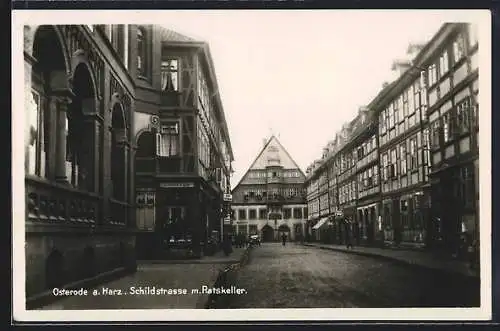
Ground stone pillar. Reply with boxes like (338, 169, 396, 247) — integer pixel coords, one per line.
(55, 97, 72, 184)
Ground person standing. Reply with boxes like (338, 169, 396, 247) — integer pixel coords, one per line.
(282, 233, 287, 246)
(346, 218, 353, 249)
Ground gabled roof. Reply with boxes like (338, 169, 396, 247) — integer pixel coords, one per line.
(159, 27, 197, 43)
(233, 135, 305, 189)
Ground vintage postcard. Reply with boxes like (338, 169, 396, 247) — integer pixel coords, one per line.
(12, 9, 492, 322)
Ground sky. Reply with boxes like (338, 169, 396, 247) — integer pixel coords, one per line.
(153, 11, 469, 188)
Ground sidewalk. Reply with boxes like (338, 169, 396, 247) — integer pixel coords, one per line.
(37, 247, 248, 310)
(301, 242, 479, 279)
(138, 247, 246, 265)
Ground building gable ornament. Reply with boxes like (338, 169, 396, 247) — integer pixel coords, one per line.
(61, 25, 104, 97)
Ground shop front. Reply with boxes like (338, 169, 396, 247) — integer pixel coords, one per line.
(356, 201, 380, 246)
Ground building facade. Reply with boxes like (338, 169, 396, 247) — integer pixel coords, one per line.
(304, 22, 480, 255)
(24, 25, 137, 301)
(132, 26, 234, 258)
(422, 23, 479, 253)
(231, 136, 307, 242)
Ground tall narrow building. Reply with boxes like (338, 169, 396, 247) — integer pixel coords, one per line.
(231, 136, 307, 242)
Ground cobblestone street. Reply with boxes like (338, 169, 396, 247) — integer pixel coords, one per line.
(227, 243, 480, 308)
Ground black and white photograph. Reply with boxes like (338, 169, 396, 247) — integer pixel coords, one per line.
(12, 9, 491, 322)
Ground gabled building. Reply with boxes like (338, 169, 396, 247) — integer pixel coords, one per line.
(231, 136, 307, 242)
(132, 26, 234, 258)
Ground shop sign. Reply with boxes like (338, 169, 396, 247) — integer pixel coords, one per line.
(160, 182, 195, 188)
(223, 217, 231, 225)
(223, 193, 232, 202)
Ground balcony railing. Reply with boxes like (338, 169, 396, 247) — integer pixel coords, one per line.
(26, 176, 100, 226)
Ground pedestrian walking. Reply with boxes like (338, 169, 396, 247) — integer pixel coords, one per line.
(282, 233, 287, 246)
(345, 218, 353, 249)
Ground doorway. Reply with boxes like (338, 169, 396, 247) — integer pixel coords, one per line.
(261, 224, 274, 242)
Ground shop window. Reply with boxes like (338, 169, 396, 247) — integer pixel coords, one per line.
(161, 59, 179, 92)
(461, 165, 475, 209)
(238, 209, 246, 220)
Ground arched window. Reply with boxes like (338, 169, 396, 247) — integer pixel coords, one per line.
(137, 27, 147, 77)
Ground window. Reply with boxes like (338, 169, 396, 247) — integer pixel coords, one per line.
(409, 138, 418, 170)
(259, 208, 267, 219)
(400, 199, 409, 212)
(390, 149, 398, 177)
(137, 27, 147, 77)
(26, 90, 48, 177)
(249, 209, 257, 220)
(439, 51, 449, 77)
(382, 153, 389, 181)
(431, 120, 441, 149)
(156, 122, 180, 157)
(442, 113, 453, 143)
(400, 144, 407, 175)
(453, 35, 466, 63)
(161, 59, 179, 92)
(428, 63, 438, 86)
(112, 25, 126, 62)
(238, 209, 246, 220)
(283, 208, 292, 219)
(293, 208, 303, 219)
(456, 98, 471, 134)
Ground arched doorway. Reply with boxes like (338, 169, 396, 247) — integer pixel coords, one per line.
(29, 26, 68, 179)
(111, 103, 127, 201)
(261, 224, 274, 242)
(68, 63, 97, 191)
(278, 224, 291, 241)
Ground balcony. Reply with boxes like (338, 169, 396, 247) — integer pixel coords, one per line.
(26, 176, 101, 227)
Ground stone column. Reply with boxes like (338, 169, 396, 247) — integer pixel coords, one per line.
(54, 96, 72, 184)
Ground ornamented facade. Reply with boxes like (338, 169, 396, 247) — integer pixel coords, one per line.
(231, 136, 307, 242)
(24, 25, 137, 303)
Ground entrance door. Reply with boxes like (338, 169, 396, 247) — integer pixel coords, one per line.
(277, 224, 291, 241)
(261, 225, 274, 242)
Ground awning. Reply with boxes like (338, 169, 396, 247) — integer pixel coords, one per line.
(312, 217, 329, 230)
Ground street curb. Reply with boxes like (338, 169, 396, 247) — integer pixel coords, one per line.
(302, 243, 480, 281)
(203, 245, 253, 309)
(26, 265, 138, 310)
(138, 259, 241, 265)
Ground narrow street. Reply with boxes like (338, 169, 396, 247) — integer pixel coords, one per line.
(227, 243, 480, 308)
